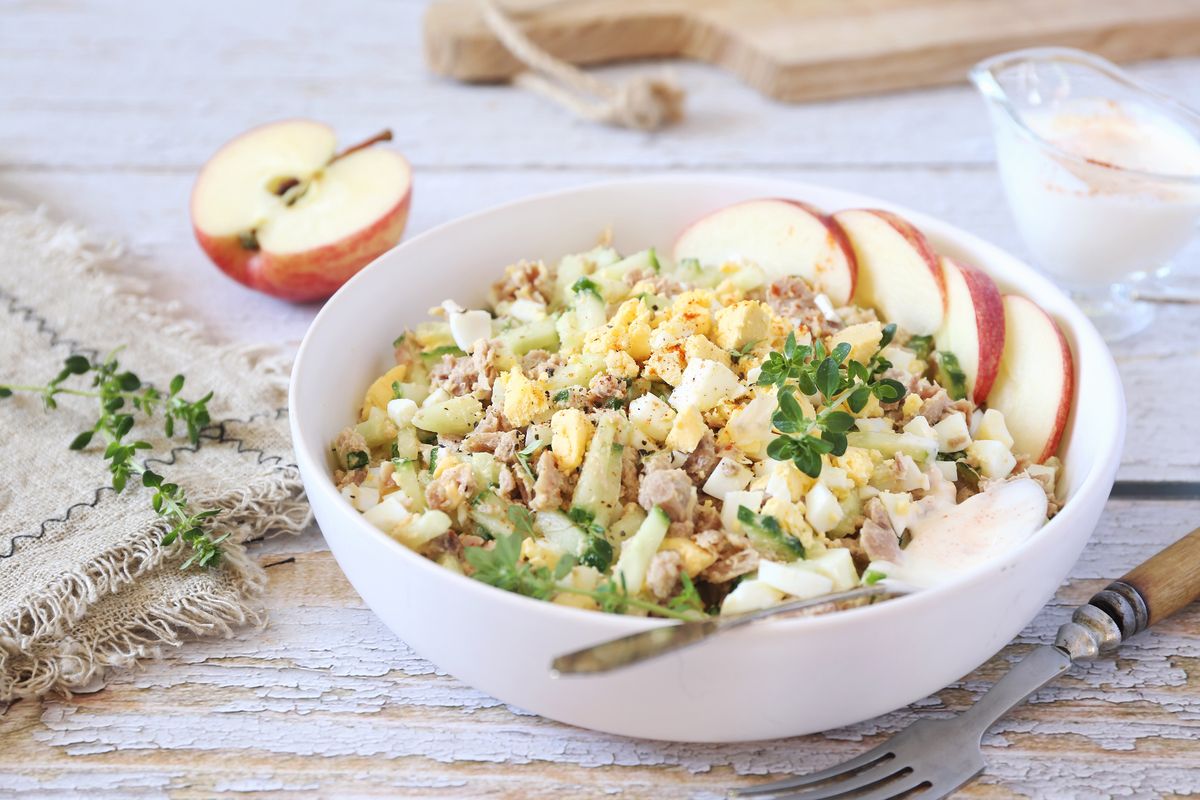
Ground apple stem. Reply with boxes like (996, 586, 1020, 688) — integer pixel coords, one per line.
(332, 129, 394, 163)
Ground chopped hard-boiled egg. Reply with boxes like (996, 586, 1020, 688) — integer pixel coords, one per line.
(665, 404, 707, 452)
(702, 457, 753, 500)
(934, 412, 972, 452)
(713, 300, 773, 350)
(551, 408, 594, 472)
(975, 408, 1015, 450)
(804, 482, 843, 535)
(659, 536, 718, 577)
(830, 321, 883, 363)
(879, 491, 915, 535)
(722, 489, 764, 532)
(721, 579, 786, 615)
(967, 439, 1016, 479)
(629, 394, 676, 442)
(669, 358, 745, 412)
(386, 397, 418, 429)
(442, 301, 494, 353)
(502, 368, 550, 427)
(758, 560, 835, 599)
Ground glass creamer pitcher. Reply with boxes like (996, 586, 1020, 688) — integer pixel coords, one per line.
(971, 47, 1200, 341)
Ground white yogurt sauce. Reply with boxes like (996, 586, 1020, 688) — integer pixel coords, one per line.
(995, 98, 1200, 285)
(870, 478, 1048, 588)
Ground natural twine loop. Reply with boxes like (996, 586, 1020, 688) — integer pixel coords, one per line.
(477, 0, 686, 131)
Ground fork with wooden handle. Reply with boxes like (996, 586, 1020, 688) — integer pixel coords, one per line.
(730, 526, 1200, 799)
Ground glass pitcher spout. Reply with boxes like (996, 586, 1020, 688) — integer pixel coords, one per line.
(970, 47, 1200, 184)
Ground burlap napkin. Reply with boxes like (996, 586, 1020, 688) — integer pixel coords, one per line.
(0, 200, 310, 702)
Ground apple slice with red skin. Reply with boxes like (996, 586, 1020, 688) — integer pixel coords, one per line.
(831, 209, 946, 335)
(191, 120, 412, 302)
(672, 198, 857, 304)
(933, 257, 1006, 405)
(987, 295, 1075, 463)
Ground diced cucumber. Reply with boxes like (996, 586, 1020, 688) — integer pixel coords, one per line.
(553, 247, 620, 307)
(394, 426, 420, 461)
(674, 257, 722, 288)
(570, 415, 624, 527)
(392, 510, 452, 550)
(728, 263, 767, 291)
(355, 406, 397, 448)
(499, 316, 560, 356)
(846, 431, 938, 464)
(413, 321, 455, 349)
(469, 452, 500, 489)
(573, 284, 608, 334)
(390, 459, 426, 511)
(471, 507, 515, 540)
(597, 248, 660, 281)
(412, 395, 484, 436)
(393, 381, 430, 405)
(535, 510, 588, 556)
(613, 506, 670, 594)
(545, 354, 605, 391)
(736, 506, 805, 562)
(607, 504, 647, 544)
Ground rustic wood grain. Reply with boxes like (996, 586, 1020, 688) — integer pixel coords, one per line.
(423, 0, 1200, 102)
(2, 1, 1199, 797)
(2, 499, 1200, 799)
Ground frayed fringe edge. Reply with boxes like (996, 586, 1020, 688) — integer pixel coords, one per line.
(0, 200, 312, 702)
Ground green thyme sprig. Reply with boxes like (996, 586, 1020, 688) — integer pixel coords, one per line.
(464, 506, 703, 620)
(0, 352, 227, 569)
(760, 327, 908, 478)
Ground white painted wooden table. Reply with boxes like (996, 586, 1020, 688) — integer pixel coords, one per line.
(3, 3, 1200, 797)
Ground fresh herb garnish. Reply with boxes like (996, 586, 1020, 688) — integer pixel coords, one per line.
(427, 447, 439, 476)
(391, 381, 404, 399)
(667, 572, 705, 615)
(464, 529, 700, 620)
(346, 450, 369, 470)
(392, 333, 407, 348)
(515, 437, 541, 482)
(552, 388, 571, 404)
(604, 395, 625, 410)
(579, 535, 614, 572)
(0, 352, 226, 569)
(729, 339, 760, 363)
(761, 329, 908, 477)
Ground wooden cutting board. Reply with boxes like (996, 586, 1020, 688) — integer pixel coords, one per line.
(424, 0, 1200, 102)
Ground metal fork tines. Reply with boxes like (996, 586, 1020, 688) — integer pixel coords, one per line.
(731, 645, 1072, 799)
(731, 718, 984, 799)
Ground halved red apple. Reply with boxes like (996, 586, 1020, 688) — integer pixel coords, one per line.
(191, 120, 412, 302)
(672, 199, 857, 304)
(987, 295, 1075, 463)
(934, 257, 1005, 404)
(831, 209, 946, 335)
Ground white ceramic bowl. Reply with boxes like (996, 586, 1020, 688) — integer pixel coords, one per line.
(289, 176, 1124, 742)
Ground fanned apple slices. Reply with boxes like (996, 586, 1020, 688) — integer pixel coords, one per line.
(986, 296, 1075, 463)
(673, 199, 857, 305)
(831, 209, 946, 336)
(671, 198, 1075, 463)
(934, 257, 1006, 405)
